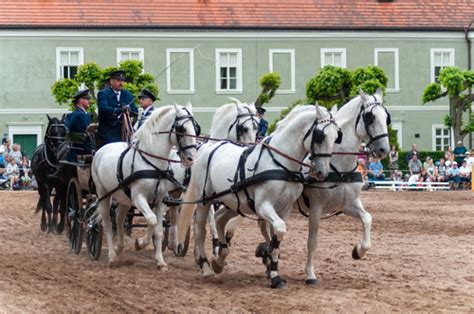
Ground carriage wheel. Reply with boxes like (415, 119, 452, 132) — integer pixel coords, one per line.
(86, 222, 103, 261)
(66, 178, 84, 255)
(173, 226, 191, 257)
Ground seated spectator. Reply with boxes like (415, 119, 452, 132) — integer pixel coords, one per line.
(424, 157, 437, 182)
(9, 144, 22, 164)
(0, 138, 11, 168)
(408, 153, 422, 176)
(459, 160, 471, 189)
(357, 143, 367, 165)
(357, 158, 367, 180)
(444, 145, 453, 163)
(465, 150, 474, 170)
(19, 156, 31, 190)
(436, 158, 448, 182)
(367, 157, 385, 181)
(4, 158, 20, 190)
(0, 167, 8, 188)
(447, 161, 461, 190)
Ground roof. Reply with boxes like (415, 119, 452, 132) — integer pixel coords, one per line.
(0, 0, 473, 31)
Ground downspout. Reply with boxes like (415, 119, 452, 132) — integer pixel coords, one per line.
(465, 21, 473, 149)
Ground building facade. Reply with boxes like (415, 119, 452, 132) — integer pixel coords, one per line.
(0, 1, 473, 156)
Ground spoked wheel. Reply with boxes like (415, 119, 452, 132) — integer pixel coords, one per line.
(66, 178, 84, 255)
(85, 200, 102, 261)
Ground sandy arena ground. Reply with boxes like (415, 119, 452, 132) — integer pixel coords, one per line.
(0, 190, 473, 313)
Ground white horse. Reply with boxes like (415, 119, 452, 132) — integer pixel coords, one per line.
(297, 89, 391, 285)
(92, 104, 197, 268)
(176, 104, 340, 288)
(135, 100, 258, 253)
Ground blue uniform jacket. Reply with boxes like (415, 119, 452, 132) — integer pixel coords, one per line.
(97, 87, 137, 144)
(257, 118, 268, 140)
(65, 107, 92, 161)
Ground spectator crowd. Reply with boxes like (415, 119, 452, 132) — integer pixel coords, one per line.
(0, 138, 34, 191)
(358, 141, 473, 190)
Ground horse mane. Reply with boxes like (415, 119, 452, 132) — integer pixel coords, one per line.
(133, 105, 174, 147)
(336, 95, 362, 120)
(275, 105, 314, 131)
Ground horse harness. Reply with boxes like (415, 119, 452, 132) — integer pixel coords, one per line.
(96, 112, 199, 204)
(227, 107, 259, 142)
(355, 95, 391, 151)
(195, 116, 339, 218)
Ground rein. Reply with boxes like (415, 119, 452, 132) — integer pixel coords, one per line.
(156, 130, 256, 146)
(129, 144, 182, 163)
(261, 142, 315, 170)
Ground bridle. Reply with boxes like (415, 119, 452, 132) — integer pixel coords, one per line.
(169, 108, 201, 157)
(227, 107, 259, 142)
(355, 95, 391, 151)
(45, 122, 66, 152)
(303, 113, 343, 160)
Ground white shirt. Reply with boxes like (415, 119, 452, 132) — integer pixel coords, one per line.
(5, 163, 19, 177)
(459, 166, 471, 176)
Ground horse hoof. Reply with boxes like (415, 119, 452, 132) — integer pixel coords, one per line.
(56, 226, 64, 235)
(305, 279, 320, 286)
(174, 244, 185, 257)
(211, 260, 224, 274)
(352, 246, 361, 260)
(202, 268, 215, 278)
(157, 265, 168, 272)
(40, 223, 47, 232)
(108, 260, 121, 268)
(134, 239, 143, 251)
(270, 276, 287, 289)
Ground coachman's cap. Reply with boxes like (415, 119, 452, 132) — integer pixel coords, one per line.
(72, 89, 90, 101)
(109, 70, 126, 81)
(256, 107, 266, 114)
(138, 89, 156, 102)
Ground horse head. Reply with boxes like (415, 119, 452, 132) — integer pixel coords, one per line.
(231, 102, 258, 143)
(356, 89, 391, 159)
(172, 103, 198, 167)
(304, 105, 340, 180)
(45, 114, 66, 153)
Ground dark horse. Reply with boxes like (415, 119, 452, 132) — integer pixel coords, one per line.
(31, 115, 68, 234)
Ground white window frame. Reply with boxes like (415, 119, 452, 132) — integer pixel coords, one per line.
(432, 124, 452, 151)
(215, 48, 243, 94)
(430, 48, 455, 83)
(390, 121, 403, 149)
(320, 48, 346, 68)
(269, 49, 295, 94)
(116, 48, 145, 67)
(166, 48, 195, 94)
(8, 123, 43, 146)
(56, 47, 84, 80)
(374, 48, 399, 93)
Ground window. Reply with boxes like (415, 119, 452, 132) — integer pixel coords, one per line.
(117, 48, 144, 65)
(56, 48, 83, 80)
(166, 48, 195, 94)
(430, 49, 454, 83)
(269, 49, 295, 94)
(374, 48, 399, 92)
(321, 48, 346, 68)
(215, 49, 242, 93)
(432, 124, 451, 151)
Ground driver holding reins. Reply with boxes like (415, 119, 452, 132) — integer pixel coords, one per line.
(97, 70, 138, 145)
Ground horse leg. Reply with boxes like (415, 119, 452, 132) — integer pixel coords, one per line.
(194, 204, 214, 277)
(51, 190, 61, 234)
(98, 198, 119, 266)
(152, 205, 168, 271)
(211, 207, 239, 274)
(45, 185, 55, 234)
(305, 203, 322, 285)
(114, 204, 129, 256)
(222, 214, 244, 246)
(134, 195, 159, 250)
(207, 205, 219, 256)
(344, 198, 372, 259)
(256, 202, 288, 289)
(56, 187, 67, 235)
(167, 205, 179, 251)
(38, 185, 48, 232)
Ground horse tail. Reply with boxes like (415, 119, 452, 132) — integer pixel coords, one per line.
(177, 175, 198, 245)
